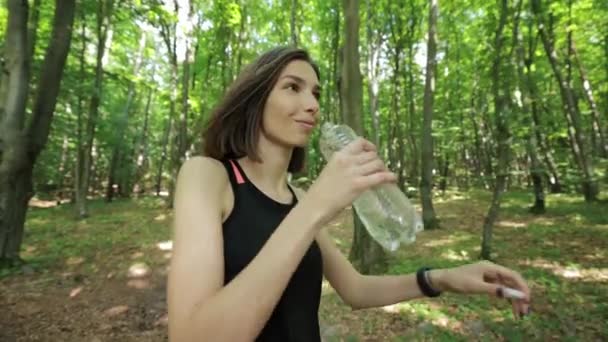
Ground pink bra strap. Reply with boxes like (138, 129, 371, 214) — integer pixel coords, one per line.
(229, 160, 245, 184)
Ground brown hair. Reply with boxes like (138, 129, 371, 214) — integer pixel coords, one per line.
(202, 46, 320, 174)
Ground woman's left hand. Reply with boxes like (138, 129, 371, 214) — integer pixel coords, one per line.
(432, 261, 531, 319)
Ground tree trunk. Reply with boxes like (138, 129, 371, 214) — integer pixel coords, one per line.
(531, 0, 598, 201)
(76, 0, 115, 218)
(290, 0, 298, 47)
(331, 6, 341, 123)
(0, 0, 75, 266)
(516, 8, 545, 214)
(523, 27, 562, 193)
(420, 0, 440, 229)
(407, 43, 419, 186)
(571, 42, 608, 158)
(156, 117, 172, 196)
(132, 88, 153, 195)
(0, 0, 30, 267)
(342, 0, 386, 275)
(481, 0, 511, 260)
(26, 0, 41, 64)
(105, 33, 146, 202)
(55, 135, 70, 204)
(366, 0, 380, 147)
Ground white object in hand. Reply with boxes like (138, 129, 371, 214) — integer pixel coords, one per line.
(503, 287, 526, 300)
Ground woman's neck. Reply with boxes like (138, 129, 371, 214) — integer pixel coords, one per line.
(238, 136, 293, 198)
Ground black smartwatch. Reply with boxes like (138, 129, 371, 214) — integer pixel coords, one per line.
(416, 267, 442, 297)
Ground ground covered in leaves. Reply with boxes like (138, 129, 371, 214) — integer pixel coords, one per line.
(1, 190, 607, 341)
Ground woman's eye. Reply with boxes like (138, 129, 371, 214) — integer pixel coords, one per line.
(287, 83, 299, 92)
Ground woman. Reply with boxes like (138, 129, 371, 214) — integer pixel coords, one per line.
(168, 47, 531, 341)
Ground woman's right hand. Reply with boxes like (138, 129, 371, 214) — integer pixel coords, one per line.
(306, 137, 397, 224)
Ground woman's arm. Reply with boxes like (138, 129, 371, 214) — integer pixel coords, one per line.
(317, 231, 530, 317)
(315, 229, 426, 309)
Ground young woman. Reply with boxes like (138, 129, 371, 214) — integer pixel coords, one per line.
(168, 47, 531, 341)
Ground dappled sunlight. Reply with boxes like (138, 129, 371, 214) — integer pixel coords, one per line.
(69, 286, 83, 298)
(154, 213, 167, 221)
(497, 220, 527, 228)
(521, 258, 608, 282)
(103, 305, 129, 318)
(528, 216, 558, 226)
(392, 302, 465, 331)
(127, 279, 151, 289)
(28, 197, 60, 208)
(157, 240, 173, 251)
(582, 251, 605, 262)
(423, 234, 471, 248)
(65, 256, 85, 266)
(441, 248, 471, 261)
(434, 191, 470, 203)
(128, 262, 151, 278)
(381, 302, 407, 313)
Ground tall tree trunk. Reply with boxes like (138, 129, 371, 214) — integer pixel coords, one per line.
(571, 42, 608, 158)
(516, 4, 545, 213)
(26, 0, 41, 64)
(0, 0, 75, 266)
(74, 7, 86, 210)
(168, 1, 195, 207)
(523, 28, 562, 193)
(331, 5, 341, 123)
(105, 33, 146, 202)
(420, 0, 440, 229)
(132, 88, 153, 195)
(366, 0, 380, 147)
(156, 117, 172, 196)
(55, 134, 69, 204)
(407, 43, 419, 186)
(76, 0, 115, 218)
(481, 0, 511, 260)
(290, 0, 298, 47)
(342, 0, 386, 275)
(531, 0, 598, 201)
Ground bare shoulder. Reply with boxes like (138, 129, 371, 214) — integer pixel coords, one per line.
(177, 156, 228, 190)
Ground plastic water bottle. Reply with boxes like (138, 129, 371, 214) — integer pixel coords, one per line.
(319, 122, 423, 252)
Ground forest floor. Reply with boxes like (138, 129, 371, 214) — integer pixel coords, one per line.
(1, 189, 607, 341)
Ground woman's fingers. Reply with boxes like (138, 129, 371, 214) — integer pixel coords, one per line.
(358, 159, 386, 176)
(355, 151, 379, 165)
(354, 170, 397, 190)
(343, 138, 376, 155)
(485, 262, 531, 301)
(485, 263, 531, 318)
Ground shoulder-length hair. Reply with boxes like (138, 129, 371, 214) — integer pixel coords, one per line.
(201, 46, 320, 174)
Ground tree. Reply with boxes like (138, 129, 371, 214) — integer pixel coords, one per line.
(341, 0, 387, 274)
(0, 0, 76, 266)
(481, 0, 513, 260)
(531, 0, 599, 202)
(419, 0, 440, 229)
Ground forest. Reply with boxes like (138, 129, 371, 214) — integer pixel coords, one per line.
(1, 0, 607, 340)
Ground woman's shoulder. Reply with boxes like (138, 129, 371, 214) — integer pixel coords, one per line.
(177, 156, 230, 189)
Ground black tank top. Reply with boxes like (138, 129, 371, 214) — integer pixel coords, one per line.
(220, 159, 323, 341)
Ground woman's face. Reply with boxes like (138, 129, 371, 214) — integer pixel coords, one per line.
(261, 59, 321, 148)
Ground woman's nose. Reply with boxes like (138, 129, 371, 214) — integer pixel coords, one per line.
(304, 93, 319, 115)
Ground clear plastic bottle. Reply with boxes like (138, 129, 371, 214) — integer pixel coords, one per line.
(319, 122, 423, 252)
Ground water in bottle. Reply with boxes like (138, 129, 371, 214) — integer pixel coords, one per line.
(319, 122, 423, 252)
